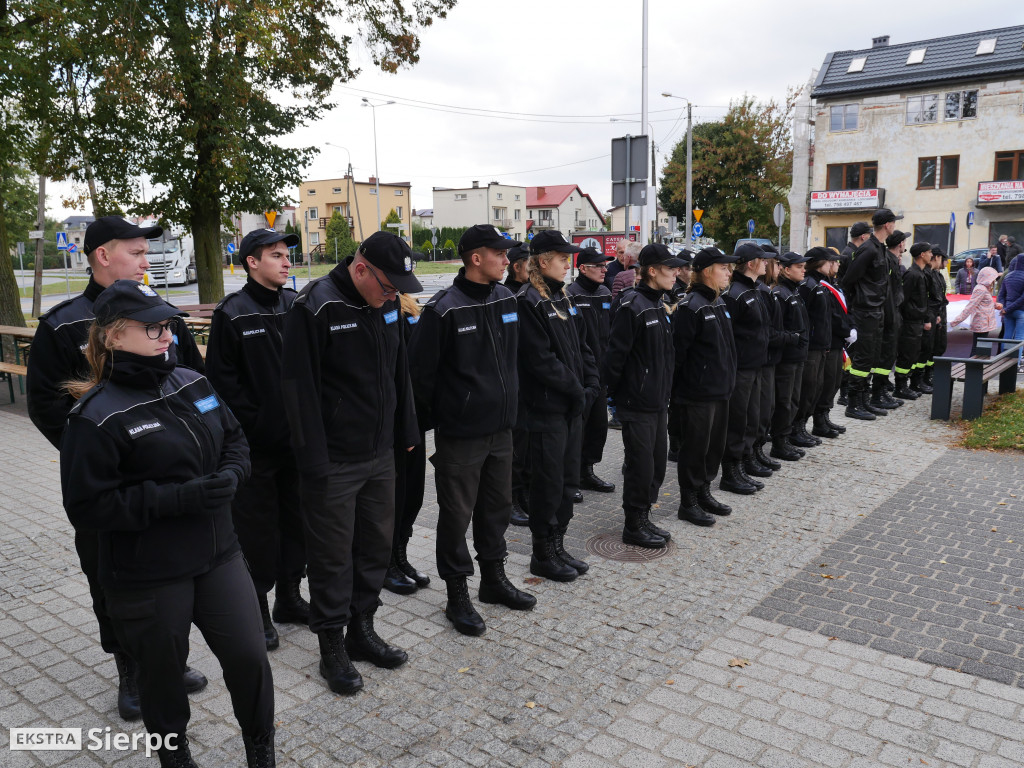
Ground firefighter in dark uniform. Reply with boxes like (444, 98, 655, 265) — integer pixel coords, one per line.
(60, 280, 274, 768)
(922, 246, 950, 387)
(843, 208, 901, 419)
(795, 247, 835, 443)
(770, 252, 811, 458)
(893, 242, 934, 400)
(517, 230, 599, 582)
(408, 225, 536, 636)
(504, 244, 531, 527)
(754, 247, 788, 470)
(26, 216, 207, 721)
(673, 247, 738, 527)
(814, 249, 851, 437)
(603, 243, 680, 548)
(665, 249, 694, 463)
(720, 243, 770, 495)
(837, 222, 871, 285)
(281, 232, 421, 695)
(566, 247, 616, 494)
(873, 229, 909, 408)
(205, 228, 308, 652)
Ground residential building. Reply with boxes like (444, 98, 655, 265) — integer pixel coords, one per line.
(412, 208, 434, 228)
(298, 176, 412, 253)
(526, 185, 605, 238)
(791, 26, 1024, 255)
(606, 205, 672, 237)
(62, 215, 95, 270)
(431, 182, 528, 241)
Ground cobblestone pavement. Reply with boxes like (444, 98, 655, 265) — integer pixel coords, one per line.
(2, 387, 1023, 768)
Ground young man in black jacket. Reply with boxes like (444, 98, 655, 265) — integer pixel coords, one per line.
(604, 244, 679, 548)
(503, 244, 531, 526)
(770, 252, 811, 457)
(282, 232, 421, 695)
(206, 228, 307, 652)
(566, 247, 616, 495)
(894, 242, 934, 399)
(408, 225, 536, 636)
(874, 230, 909, 409)
(26, 216, 208, 721)
(814, 249, 851, 438)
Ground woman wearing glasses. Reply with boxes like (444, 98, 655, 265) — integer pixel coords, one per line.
(60, 280, 274, 768)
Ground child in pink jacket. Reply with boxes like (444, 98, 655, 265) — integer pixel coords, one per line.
(951, 266, 1003, 355)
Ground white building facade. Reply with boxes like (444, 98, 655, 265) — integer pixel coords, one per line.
(431, 182, 528, 241)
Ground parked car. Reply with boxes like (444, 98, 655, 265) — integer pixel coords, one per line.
(734, 238, 776, 254)
(948, 247, 988, 277)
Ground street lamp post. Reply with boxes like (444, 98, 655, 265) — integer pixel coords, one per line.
(662, 93, 692, 244)
(361, 98, 395, 232)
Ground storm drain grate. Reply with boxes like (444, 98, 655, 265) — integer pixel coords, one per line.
(585, 532, 676, 562)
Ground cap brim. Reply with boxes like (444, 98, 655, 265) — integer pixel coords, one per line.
(782, 256, 811, 265)
(129, 304, 184, 323)
(579, 255, 615, 265)
(493, 239, 523, 250)
(385, 271, 423, 294)
(140, 226, 164, 240)
(552, 243, 582, 254)
(659, 257, 687, 268)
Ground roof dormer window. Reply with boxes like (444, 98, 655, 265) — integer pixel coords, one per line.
(906, 48, 926, 65)
(976, 38, 997, 55)
(847, 57, 866, 73)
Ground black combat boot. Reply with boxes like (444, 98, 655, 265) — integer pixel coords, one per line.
(869, 376, 898, 411)
(770, 436, 803, 462)
(479, 559, 536, 610)
(257, 592, 279, 651)
(318, 628, 363, 694)
(789, 421, 819, 448)
(743, 453, 773, 478)
(158, 735, 198, 768)
(911, 370, 933, 394)
(243, 731, 276, 768)
(923, 367, 934, 387)
(572, 490, 584, 503)
(894, 375, 919, 400)
(622, 508, 667, 549)
(837, 374, 849, 405)
(755, 439, 782, 470)
(510, 491, 530, 527)
(112, 651, 141, 721)
(554, 525, 589, 574)
(530, 534, 578, 582)
(844, 387, 876, 420)
(444, 577, 486, 635)
(345, 608, 408, 668)
(272, 576, 310, 625)
(678, 489, 715, 526)
(641, 507, 672, 541)
(697, 484, 732, 516)
(811, 412, 840, 439)
(822, 411, 846, 433)
(736, 460, 764, 490)
(719, 459, 756, 494)
(580, 464, 615, 492)
(394, 536, 430, 588)
(383, 556, 418, 595)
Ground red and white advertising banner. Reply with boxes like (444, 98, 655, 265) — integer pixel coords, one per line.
(809, 189, 881, 211)
(977, 181, 1024, 204)
(570, 232, 637, 254)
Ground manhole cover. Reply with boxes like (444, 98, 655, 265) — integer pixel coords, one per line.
(585, 532, 676, 562)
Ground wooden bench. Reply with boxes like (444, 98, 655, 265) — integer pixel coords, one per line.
(175, 303, 218, 319)
(931, 339, 1023, 420)
(0, 361, 28, 404)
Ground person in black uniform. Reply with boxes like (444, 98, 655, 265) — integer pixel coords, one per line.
(60, 280, 273, 768)
(603, 243, 679, 548)
(566, 247, 616, 494)
(665, 249, 694, 463)
(205, 229, 307, 653)
(769, 252, 811, 458)
(794, 247, 835, 443)
(843, 208, 901, 420)
(281, 232, 420, 695)
(673, 247, 738, 527)
(813, 249, 851, 438)
(26, 216, 207, 721)
(517, 230, 599, 581)
(837, 221, 871, 285)
(873, 229, 909, 409)
(753, 247, 787, 470)
(504, 244, 531, 527)
(922, 247, 950, 387)
(408, 225, 536, 636)
(720, 243, 770, 495)
(893, 242, 934, 400)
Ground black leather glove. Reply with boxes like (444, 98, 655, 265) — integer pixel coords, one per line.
(158, 473, 237, 517)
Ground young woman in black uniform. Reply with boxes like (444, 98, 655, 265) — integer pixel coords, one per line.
(60, 281, 274, 768)
(769, 253, 811, 461)
(672, 248, 738, 527)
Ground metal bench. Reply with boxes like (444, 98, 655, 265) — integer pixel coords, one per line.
(930, 339, 1023, 420)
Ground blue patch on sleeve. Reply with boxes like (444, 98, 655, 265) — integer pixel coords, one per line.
(569, 306, 577, 316)
(724, 311, 732, 319)
(172, 334, 179, 345)
(602, 302, 611, 310)
(501, 312, 518, 324)
(384, 310, 398, 324)
(407, 315, 419, 325)
(194, 394, 220, 414)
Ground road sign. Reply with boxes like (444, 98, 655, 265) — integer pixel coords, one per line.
(29, 230, 44, 240)
(264, 211, 277, 229)
(527, 232, 534, 240)
(966, 211, 975, 228)
(227, 243, 236, 254)
(692, 232, 698, 242)
(949, 212, 956, 232)
(747, 219, 755, 236)
(693, 209, 704, 223)
(67, 243, 77, 253)
(693, 222, 704, 237)
(56, 231, 69, 251)
(16, 242, 25, 256)
(431, 235, 438, 246)
(773, 203, 786, 228)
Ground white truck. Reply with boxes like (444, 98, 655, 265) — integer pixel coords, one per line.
(145, 236, 197, 286)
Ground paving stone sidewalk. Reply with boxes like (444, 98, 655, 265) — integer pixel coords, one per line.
(2, 390, 1023, 768)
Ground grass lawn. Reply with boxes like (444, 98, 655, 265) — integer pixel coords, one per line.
(290, 261, 461, 279)
(19, 278, 90, 298)
(961, 388, 1024, 451)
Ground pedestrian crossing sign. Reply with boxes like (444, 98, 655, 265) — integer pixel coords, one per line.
(56, 231, 69, 250)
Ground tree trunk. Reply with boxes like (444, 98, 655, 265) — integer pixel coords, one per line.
(0, 191, 28, 330)
(191, 204, 224, 304)
(31, 172, 45, 318)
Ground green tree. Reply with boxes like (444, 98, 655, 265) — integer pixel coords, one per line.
(381, 208, 401, 234)
(325, 210, 357, 262)
(658, 93, 795, 249)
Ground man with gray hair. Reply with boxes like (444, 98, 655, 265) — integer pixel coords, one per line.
(605, 239, 640, 290)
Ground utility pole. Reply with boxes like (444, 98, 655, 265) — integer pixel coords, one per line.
(640, 0, 649, 245)
(686, 101, 693, 245)
(32, 174, 45, 317)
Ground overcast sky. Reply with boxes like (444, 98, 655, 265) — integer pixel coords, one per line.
(49, 1, 1023, 222)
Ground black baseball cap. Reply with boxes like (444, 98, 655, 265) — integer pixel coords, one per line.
(359, 232, 423, 294)
(239, 229, 299, 260)
(577, 247, 614, 267)
(638, 243, 686, 268)
(885, 230, 911, 248)
(910, 242, 933, 259)
(733, 242, 766, 263)
(931, 244, 946, 258)
(93, 280, 183, 325)
(458, 224, 521, 255)
(677, 248, 695, 266)
(871, 208, 903, 226)
(529, 230, 581, 255)
(778, 251, 811, 266)
(850, 222, 872, 238)
(84, 216, 163, 255)
(759, 244, 780, 259)
(692, 247, 739, 270)
(804, 246, 832, 263)
(506, 243, 529, 263)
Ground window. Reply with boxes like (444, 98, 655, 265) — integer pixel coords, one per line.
(941, 156, 960, 188)
(995, 151, 1024, 181)
(369, 188, 377, 195)
(514, 209, 521, 220)
(455, 193, 467, 201)
(332, 187, 342, 194)
(945, 90, 978, 120)
(308, 207, 318, 220)
(847, 57, 866, 73)
(914, 224, 952, 254)
(826, 161, 878, 190)
(906, 94, 939, 124)
(514, 194, 520, 201)
(394, 189, 403, 196)
(540, 209, 553, 221)
(906, 48, 926, 65)
(829, 104, 858, 132)
(493, 208, 503, 221)
(917, 157, 937, 189)
(395, 206, 402, 219)
(309, 232, 320, 246)
(825, 227, 850, 252)
(496, 193, 503, 200)
(976, 38, 997, 56)
(307, 188, 317, 196)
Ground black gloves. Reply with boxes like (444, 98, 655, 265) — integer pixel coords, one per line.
(156, 471, 239, 517)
